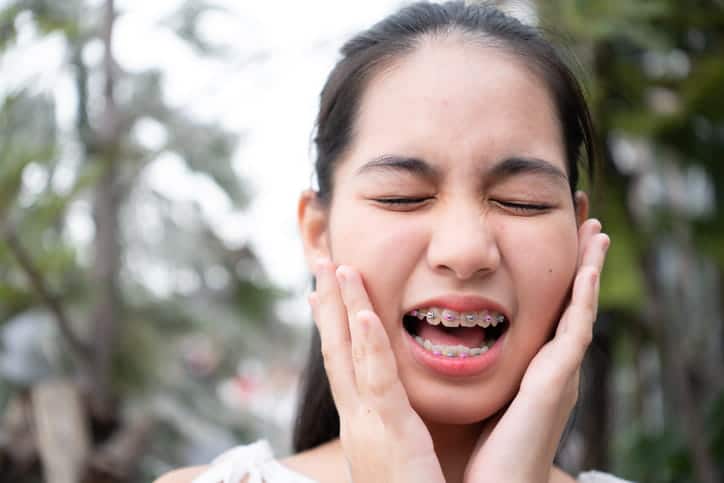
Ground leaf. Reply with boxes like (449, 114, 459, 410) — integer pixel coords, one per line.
(0, 3, 24, 50)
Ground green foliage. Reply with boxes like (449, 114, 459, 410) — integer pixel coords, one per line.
(0, 283, 33, 323)
(233, 279, 285, 324)
(111, 316, 160, 396)
(543, 1, 724, 480)
(616, 392, 724, 483)
(545, 0, 673, 47)
(0, 0, 289, 476)
(0, 92, 56, 214)
(619, 426, 694, 483)
(0, 0, 82, 50)
(708, 393, 724, 464)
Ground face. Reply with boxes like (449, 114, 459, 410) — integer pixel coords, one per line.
(300, 38, 588, 424)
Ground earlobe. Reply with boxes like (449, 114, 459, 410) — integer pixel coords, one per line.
(573, 191, 590, 226)
(298, 189, 331, 268)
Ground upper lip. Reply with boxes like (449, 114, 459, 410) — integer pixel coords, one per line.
(405, 294, 511, 321)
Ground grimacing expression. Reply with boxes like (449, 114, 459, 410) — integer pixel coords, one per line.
(303, 38, 587, 424)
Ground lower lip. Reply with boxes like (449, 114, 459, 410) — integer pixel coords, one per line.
(404, 327, 505, 377)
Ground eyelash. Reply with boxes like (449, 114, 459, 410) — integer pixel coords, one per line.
(374, 198, 550, 214)
(493, 200, 551, 213)
(372, 197, 433, 211)
(374, 197, 432, 205)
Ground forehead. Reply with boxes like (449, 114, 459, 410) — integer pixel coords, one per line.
(342, 38, 566, 176)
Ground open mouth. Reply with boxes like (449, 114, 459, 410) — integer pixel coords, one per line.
(403, 308, 509, 358)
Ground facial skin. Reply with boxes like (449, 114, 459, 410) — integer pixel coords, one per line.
(300, 36, 589, 426)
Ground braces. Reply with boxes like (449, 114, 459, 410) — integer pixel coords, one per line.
(411, 308, 505, 324)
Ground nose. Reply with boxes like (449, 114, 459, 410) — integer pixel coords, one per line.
(426, 199, 501, 280)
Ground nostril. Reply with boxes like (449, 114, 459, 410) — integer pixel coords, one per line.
(427, 236, 500, 280)
(427, 208, 499, 258)
(433, 263, 496, 281)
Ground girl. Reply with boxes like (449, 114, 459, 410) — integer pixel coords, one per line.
(159, 2, 628, 482)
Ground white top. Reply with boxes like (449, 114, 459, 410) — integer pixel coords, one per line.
(191, 440, 633, 483)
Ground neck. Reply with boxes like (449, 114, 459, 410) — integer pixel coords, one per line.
(318, 421, 486, 483)
(425, 419, 485, 483)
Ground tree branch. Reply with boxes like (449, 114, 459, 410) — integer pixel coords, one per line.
(0, 221, 90, 365)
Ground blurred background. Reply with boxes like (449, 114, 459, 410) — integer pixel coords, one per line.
(0, 0, 722, 482)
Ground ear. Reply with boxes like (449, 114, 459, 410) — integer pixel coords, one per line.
(573, 190, 589, 227)
(298, 189, 331, 269)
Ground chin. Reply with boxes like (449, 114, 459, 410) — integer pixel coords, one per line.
(405, 379, 518, 425)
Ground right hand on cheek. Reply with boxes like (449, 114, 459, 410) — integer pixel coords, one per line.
(309, 259, 445, 483)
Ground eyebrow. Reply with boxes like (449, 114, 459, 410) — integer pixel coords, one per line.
(355, 154, 569, 187)
(355, 155, 440, 181)
(484, 156, 569, 188)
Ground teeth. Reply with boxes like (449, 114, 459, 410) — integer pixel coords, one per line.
(413, 335, 494, 357)
(470, 346, 488, 356)
(441, 309, 458, 327)
(409, 307, 507, 328)
(425, 310, 440, 326)
(461, 313, 477, 327)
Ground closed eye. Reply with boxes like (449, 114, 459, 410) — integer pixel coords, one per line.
(372, 197, 434, 209)
(492, 200, 552, 214)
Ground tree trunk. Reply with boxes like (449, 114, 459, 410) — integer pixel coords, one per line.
(32, 380, 91, 483)
(581, 314, 612, 470)
(87, 0, 121, 420)
(648, 240, 720, 483)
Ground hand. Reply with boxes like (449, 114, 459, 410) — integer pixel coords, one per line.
(464, 219, 611, 483)
(309, 259, 445, 483)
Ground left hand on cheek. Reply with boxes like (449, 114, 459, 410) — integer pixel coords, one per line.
(464, 218, 610, 483)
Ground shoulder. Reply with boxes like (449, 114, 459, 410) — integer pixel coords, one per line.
(154, 439, 275, 483)
(153, 466, 208, 483)
(153, 465, 250, 483)
(279, 439, 345, 483)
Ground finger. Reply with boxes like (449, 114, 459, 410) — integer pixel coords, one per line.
(554, 234, 610, 369)
(575, 231, 609, 316)
(334, 266, 376, 390)
(580, 232, 610, 315)
(312, 259, 358, 410)
(351, 309, 414, 433)
(576, 218, 602, 269)
(579, 231, 610, 273)
(335, 265, 374, 317)
(558, 231, 610, 334)
(334, 268, 414, 426)
(334, 266, 378, 397)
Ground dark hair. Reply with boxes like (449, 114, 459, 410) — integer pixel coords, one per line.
(293, 0, 597, 453)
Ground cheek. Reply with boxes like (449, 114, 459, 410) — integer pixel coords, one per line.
(328, 202, 426, 317)
(501, 217, 579, 341)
